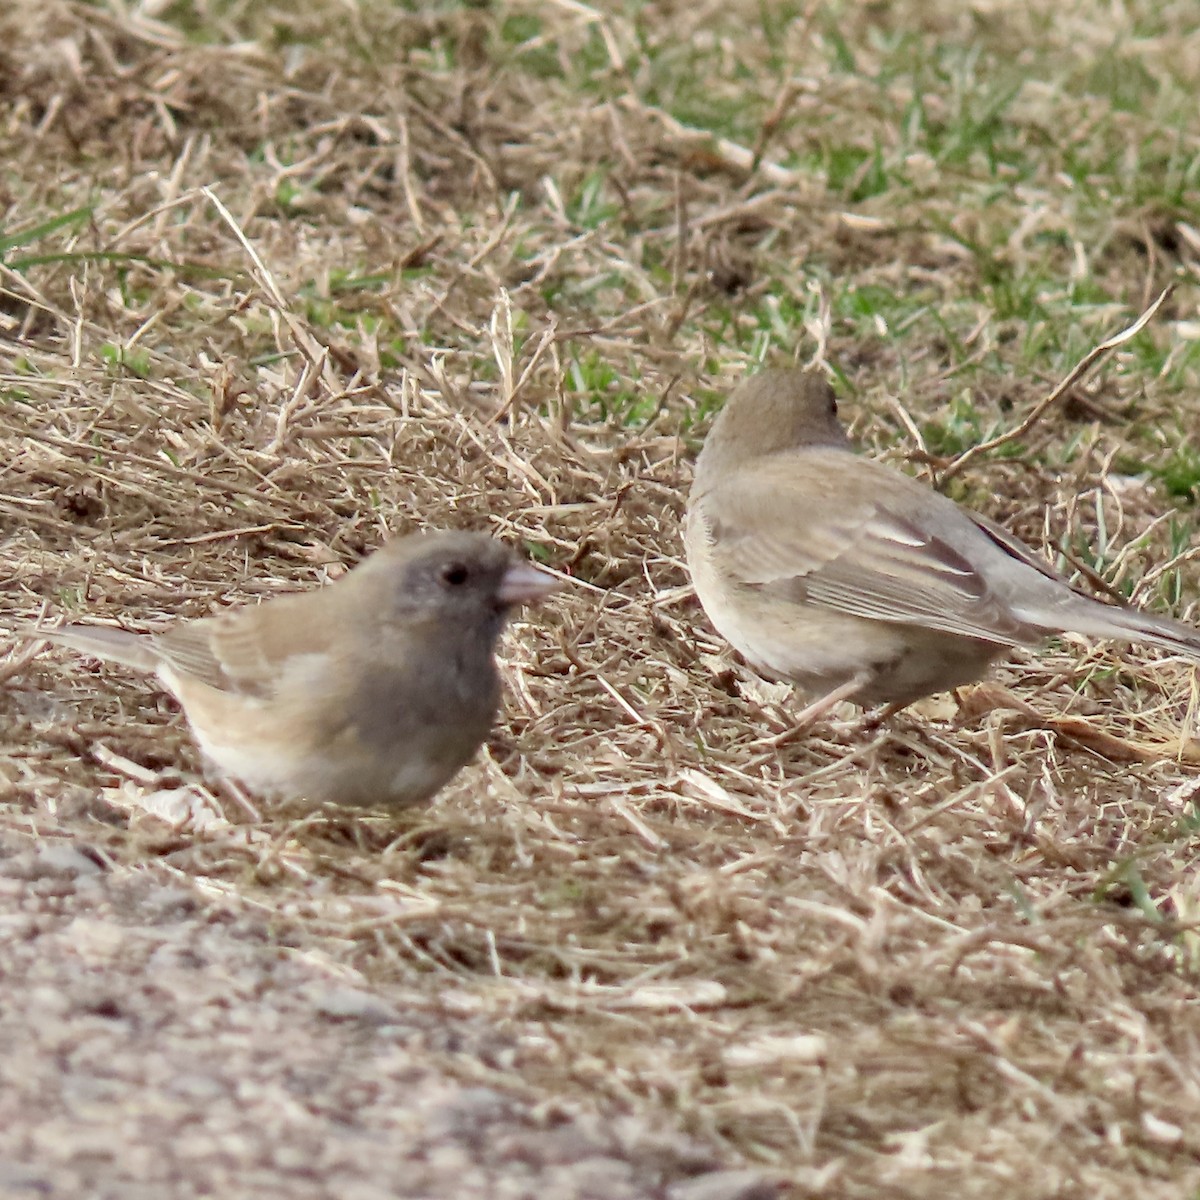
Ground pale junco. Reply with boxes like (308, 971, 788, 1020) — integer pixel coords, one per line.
(685, 368, 1200, 713)
(35, 531, 559, 807)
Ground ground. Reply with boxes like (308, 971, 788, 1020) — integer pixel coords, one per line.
(2, 1, 1200, 1197)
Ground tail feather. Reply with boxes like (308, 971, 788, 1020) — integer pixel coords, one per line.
(1053, 602, 1200, 660)
(31, 625, 160, 674)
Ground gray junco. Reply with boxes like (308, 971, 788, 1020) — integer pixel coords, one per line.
(685, 368, 1200, 713)
(35, 531, 559, 807)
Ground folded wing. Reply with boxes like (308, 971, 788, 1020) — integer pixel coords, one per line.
(698, 453, 1047, 647)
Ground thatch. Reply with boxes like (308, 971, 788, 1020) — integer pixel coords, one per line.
(3, 2, 1200, 1195)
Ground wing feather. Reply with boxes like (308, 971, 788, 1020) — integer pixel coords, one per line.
(700, 452, 1044, 647)
(151, 594, 340, 699)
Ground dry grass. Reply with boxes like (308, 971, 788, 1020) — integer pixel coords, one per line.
(4, 1, 1200, 1195)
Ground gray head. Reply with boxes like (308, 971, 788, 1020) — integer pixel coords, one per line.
(694, 369, 850, 491)
(357, 530, 558, 633)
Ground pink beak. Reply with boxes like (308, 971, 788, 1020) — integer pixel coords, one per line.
(498, 561, 562, 606)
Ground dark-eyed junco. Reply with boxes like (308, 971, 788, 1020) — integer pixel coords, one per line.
(685, 368, 1200, 714)
(35, 531, 559, 807)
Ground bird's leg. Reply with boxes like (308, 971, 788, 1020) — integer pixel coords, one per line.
(209, 775, 262, 823)
(790, 671, 873, 726)
(855, 700, 906, 733)
(759, 671, 872, 748)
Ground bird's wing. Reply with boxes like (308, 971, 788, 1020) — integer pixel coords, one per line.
(696, 453, 1044, 647)
(151, 593, 338, 699)
(966, 508, 1076, 586)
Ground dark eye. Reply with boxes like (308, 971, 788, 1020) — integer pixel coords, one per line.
(830, 397, 839, 416)
(440, 562, 469, 587)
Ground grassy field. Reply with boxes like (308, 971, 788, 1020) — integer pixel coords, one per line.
(4, 0, 1200, 1195)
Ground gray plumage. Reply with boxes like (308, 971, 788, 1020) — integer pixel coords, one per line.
(685, 368, 1200, 708)
(36, 531, 558, 807)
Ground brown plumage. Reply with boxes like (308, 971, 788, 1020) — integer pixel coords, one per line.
(685, 368, 1200, 709)
(36, 531, 559, 807)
